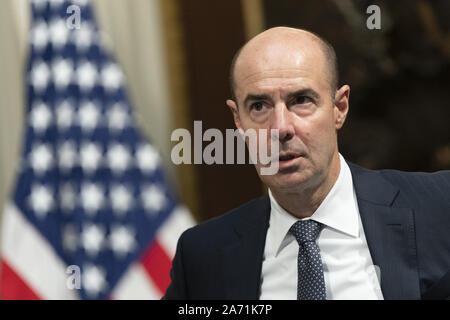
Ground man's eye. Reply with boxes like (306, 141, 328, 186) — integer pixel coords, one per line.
(295, 96, 312, 104)
(250, 102, 265, 111)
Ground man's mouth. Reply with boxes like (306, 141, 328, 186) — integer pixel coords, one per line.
(279, 152, 301, 162)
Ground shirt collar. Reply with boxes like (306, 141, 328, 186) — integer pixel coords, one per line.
(268, 154, 360, 256)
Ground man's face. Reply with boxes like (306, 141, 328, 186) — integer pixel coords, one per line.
(227, 33, 349, 193)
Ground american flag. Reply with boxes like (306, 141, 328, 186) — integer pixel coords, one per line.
(0, 0, 194, 299)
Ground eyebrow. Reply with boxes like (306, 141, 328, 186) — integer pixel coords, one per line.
(243, 88, 320, 107)
(286, 88, 320, 101)
(243, 94, 272, 107)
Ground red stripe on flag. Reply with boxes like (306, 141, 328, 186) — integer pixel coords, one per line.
(140, 240, 172, 295)
(0, 259, 41, 300)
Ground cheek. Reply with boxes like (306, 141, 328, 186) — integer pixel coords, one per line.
(239, 115, 260, 131)
(296, 113, 336, 150)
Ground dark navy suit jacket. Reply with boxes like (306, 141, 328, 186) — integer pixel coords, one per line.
(164, 162, 450, 300)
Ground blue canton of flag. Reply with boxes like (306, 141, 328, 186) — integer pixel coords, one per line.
(0, 0, 194, 300)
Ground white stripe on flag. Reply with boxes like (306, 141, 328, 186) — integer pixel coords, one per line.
(111, 262, 161, 300)
(156, 205, 195, 257)
(1, 203, 78, 300)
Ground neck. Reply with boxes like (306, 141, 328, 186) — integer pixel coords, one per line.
(271, 152, 341, 219)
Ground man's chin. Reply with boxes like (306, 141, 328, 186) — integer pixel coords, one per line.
(261, 170, 314, 192)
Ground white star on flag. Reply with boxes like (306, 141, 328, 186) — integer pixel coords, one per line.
(109, 225, 137, 258)
(60, 182, 76, 214)
(80, 142, 103, 173)
(107, 103, 129, 131)
(101, 63, 123, 92)
(30, 0, 47, 11)
(28, 184, 54, 218)
(81, 223, 105, 257)
(136, 144, 159, 173)
(49, 18, 69, 48)
(78, 100, 101, 132)
(141, 184, 166, 214)
(107, 143, 131, 174)
(31, 20, 48, 51)
(58, 140, 77, 172)
(29, 143, 54, 174)
(30, 60, 51, 93)
(56, 100, 74, 130)
(52, 58, 73, 89)
(110, 184, 132, 215)
(83, 264, 107, 298)
(30, 101, 52, 133)
(63, 223, 78, 253)
(80, 183, 104, 215)
(76, 60, 98, 92)
(49, 0, 64, 9)
(71, 21, 94, 52)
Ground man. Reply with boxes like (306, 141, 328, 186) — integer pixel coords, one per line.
(164, 27, 450, 300)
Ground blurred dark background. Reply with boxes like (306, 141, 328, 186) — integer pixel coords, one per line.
(178, 0, 450, 222)
(261, 0, 450, 172)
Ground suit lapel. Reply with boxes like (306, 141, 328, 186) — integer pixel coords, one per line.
(221, 196, 270, 299)
(349, 163, 421, 299)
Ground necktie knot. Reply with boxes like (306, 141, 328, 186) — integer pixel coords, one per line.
(290, 220, 322, 244)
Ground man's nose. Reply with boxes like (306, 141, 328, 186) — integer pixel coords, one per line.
(271, 104, 294, 142)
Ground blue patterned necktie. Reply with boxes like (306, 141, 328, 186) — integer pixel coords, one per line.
(290, 220, 326, 300)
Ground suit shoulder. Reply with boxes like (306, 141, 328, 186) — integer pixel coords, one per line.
(379, 168, 450, 190)
(348, 161, 449, 206)
(379, 168, 450, 206)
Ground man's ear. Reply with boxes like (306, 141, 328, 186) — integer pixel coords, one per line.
(334, 85, 350, 130)
(226, 99, 242, 130)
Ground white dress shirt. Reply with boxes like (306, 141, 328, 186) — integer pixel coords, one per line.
(260, 154, 384, 300)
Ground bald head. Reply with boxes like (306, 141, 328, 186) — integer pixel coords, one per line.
(230, 27, 338, 101)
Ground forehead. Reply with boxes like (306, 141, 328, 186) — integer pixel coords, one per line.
(234, 39, 328, 97)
